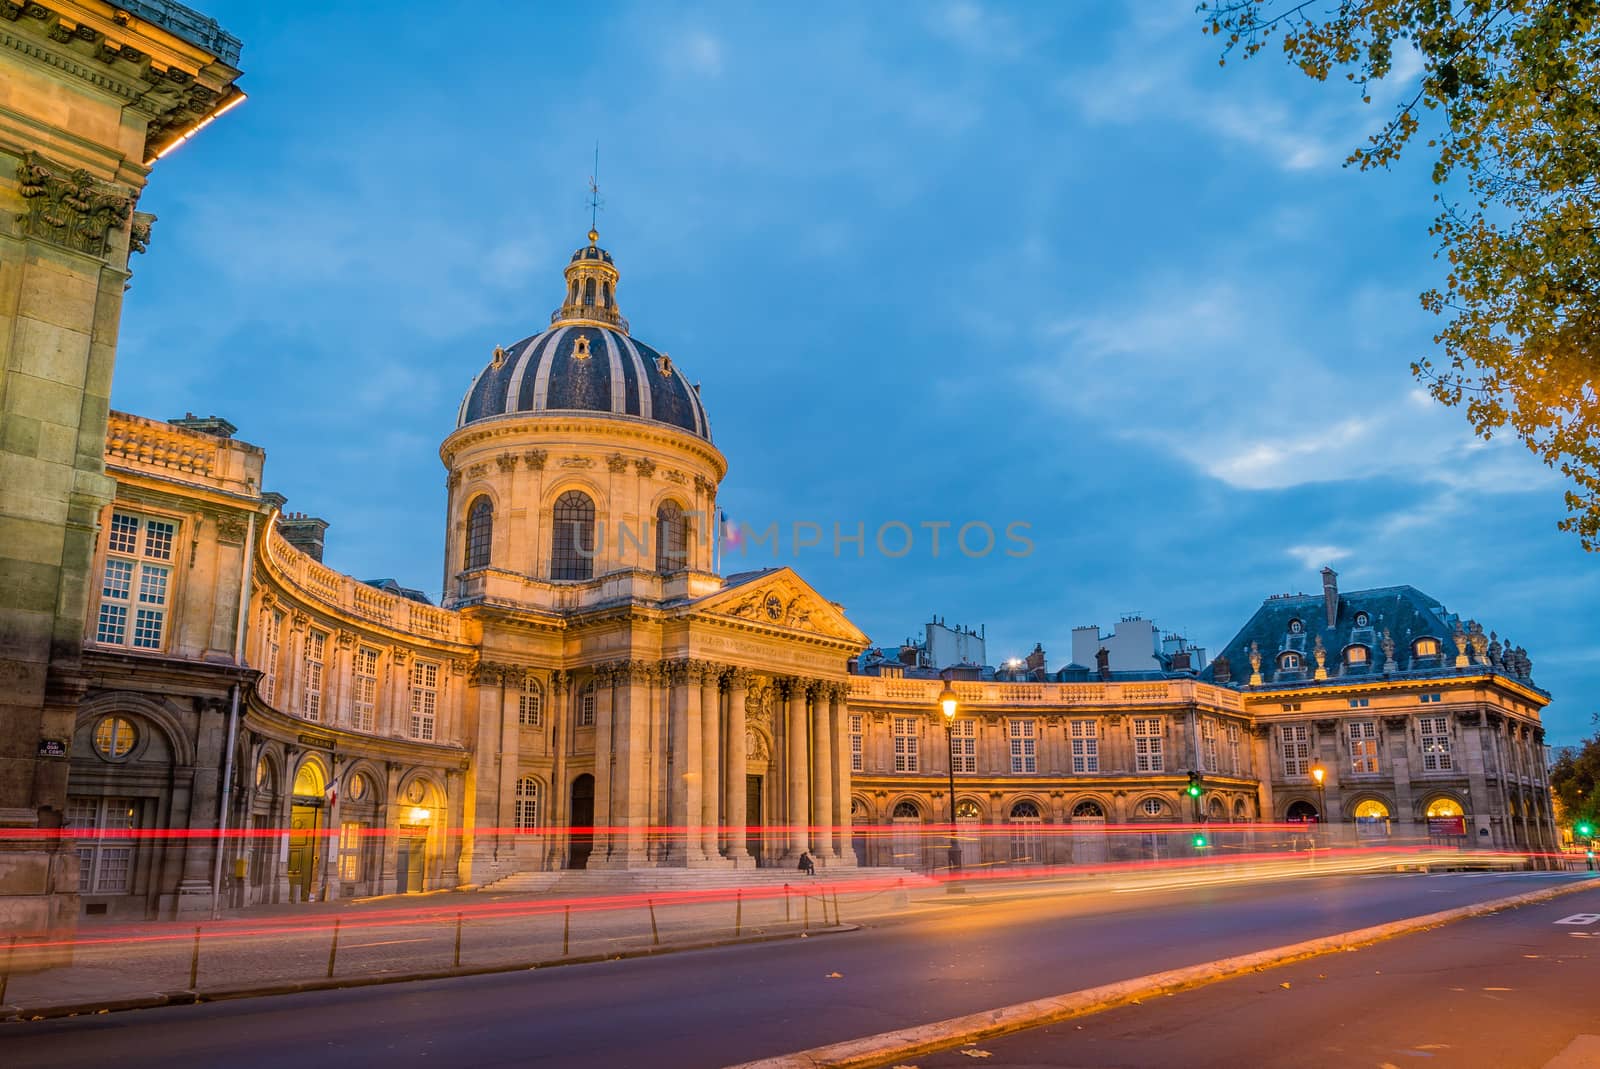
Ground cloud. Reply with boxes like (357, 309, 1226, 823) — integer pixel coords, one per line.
(1286, 544, 1352, 569)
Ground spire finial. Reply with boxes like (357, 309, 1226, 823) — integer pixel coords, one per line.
(586, 142, 603, 243)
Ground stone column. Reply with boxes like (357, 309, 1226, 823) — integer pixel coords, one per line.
(724, 669, 752, 866)
(699, 663, 724, 865)
(592, 665, 616, 864)
(547, 671, 569, 870)
(785, 679, 810, 862)
(665, 661, 693, 865)
(831, 685, 856, 865)
(809, 682, 835, 861)
(608, 661, 651, 867)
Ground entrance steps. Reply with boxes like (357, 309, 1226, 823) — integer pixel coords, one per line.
(479, 864, 930, 897)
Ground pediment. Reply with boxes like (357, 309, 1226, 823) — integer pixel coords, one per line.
(691, 568, 868, 646)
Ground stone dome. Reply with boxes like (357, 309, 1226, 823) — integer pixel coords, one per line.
(454, 230, 711, 440)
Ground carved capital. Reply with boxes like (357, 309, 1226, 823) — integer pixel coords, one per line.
(550, 668, 568, 694)
(606, 453, 629, 474)
(130, 211, 155, 255)
(449, 658, 469, 676)
(469, 660, 502, 687)
(524, 449, 548, 471)
(290, 611, 310, 632)
(466, 462, 488, 479)
(334, 629, 357, 650)
(1455, 709, 1482, 726)
(214, 514, 247, 544)
(390, 647, 411, 666)
(496, 452, 518, 473)
(447, 471, 463, 490)
(693, 475, 716, 495)
(633, 457, 657, 479)
(16, 151, 134, 258)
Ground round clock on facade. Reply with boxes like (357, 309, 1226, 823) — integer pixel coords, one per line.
(764, 594, 783, 621)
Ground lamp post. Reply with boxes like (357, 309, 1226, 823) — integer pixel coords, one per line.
(938, 680, 961, 882)
(1310, 761, 1327, 848)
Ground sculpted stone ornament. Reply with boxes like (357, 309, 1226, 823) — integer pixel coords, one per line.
(130, 212, 155, 255)
(1453, 620, 1471, 666)
(214, 515, 247, 544)
(1312, 634, 1327, 681)
(1470, 620, 1489, 662)
(1248, 641, 1262, 686)
(496, 453, 518, 473)
(1487, 632, 1503, 668)
(16, 151, 134, 258)
(1381, 629, 1397, 673)
(523, 449, 548, 470)
(633, 457, 656, 478)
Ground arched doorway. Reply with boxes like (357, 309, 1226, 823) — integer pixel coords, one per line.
(1071, 799, 1108, 865)
(1009, 800, 1043, 865)
(891, 800, 923, 870)
(1286, 800, 1320, 823)
(1353, 799, 1391, 839)
(568, 774, 595, 870)
(288, 761, 326, 902)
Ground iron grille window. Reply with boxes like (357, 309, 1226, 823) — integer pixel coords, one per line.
(465, 497, 493, 570)
(550, 490, 596, 580)
(656, 500, 688, 573)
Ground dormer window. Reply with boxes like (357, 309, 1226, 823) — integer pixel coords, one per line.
(1354, 611, 1369, 627)
(1346, 645, 1369, 665)
(1288, 618, 1304, 634)
(1414, 637, 1440, 657)
(573, 335, 591, 359)
(1280, 652, 1302, 669)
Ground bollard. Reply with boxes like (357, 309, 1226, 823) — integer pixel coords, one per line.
(784, 883, 791, 922)
(188, 925, 201, 990)
(454, 912, 463, 968)
(803, 893, 810, 931)
(563, 904, 571, 957)
(648, 898, 660, 946)
(833, 888, 841, 926)
(326, 917, 342, 978)
(734, 890, 743, 937)
(0, 934, 17, 1005)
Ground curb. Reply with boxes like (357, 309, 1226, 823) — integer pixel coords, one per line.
(726, 876, 1598, 1069)
(0, 923, 858, 1023)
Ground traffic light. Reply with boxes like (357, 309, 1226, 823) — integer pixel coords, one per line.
(1577, 821, 1595, 840)
(1192, 833, 1208, 849)
(1186, 771, 1203, 799)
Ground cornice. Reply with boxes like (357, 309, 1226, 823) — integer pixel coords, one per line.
(1239, 671, 1549, 711)
(440, 412, 727, 478)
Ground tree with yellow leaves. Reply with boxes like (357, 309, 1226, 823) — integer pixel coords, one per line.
(1202, 1, 1599, 547)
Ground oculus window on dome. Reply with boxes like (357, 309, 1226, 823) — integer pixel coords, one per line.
(455, 230, 711, 441)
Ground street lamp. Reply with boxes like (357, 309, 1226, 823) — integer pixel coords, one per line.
(1309, 761, 1327, 843)
(938, 680, 961, 882)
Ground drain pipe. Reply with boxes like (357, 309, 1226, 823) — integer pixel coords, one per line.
(210, 510, 261, 919)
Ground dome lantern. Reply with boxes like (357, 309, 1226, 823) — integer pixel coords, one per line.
(552, 228, 628, 333)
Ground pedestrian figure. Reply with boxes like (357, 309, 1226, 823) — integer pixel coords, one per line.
(798, 850, 816, 876)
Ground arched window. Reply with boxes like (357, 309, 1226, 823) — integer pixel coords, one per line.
(1280, 652, 1302, 669)
(1208, 796, 1226, 819)
(655, 500, 688, 573)
(583, 278, 596, 305)
(577, 681, 596, 727)
(465, 497, 493, 571)
(1354, 611, 1370, 627)
(1071, 799, 1104, 819)
(1286, 799, 1320, 822)
(1288, 618, 1304, 634)
(1425, 797, 1464, 818)
(1414, 637, 1440, 657)
(550, 490, 596, 580)
(1009, 800, 1043, 864)
(1233, 798, 1250, 821)
(955, 798, 982, 820)
(1139, 797, 1165, 817)
(892, 800, 920, 819)
(519, 677, 543, 728)
(515, 777, 540, 830)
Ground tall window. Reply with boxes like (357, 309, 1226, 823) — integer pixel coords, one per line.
(1009, 719, 1037, 773)
(1420, 716, 1452, 771)
(655, 500, 688, 573)
(849, 713, 864, 773)
(1070, 719, 1099, 773)
(951, 718, 976, 773)
(1009, 800, 1043, 863)
(1281, 723, 1311, 775)
(260, 610, 283, 705)
(893, 716, 919, 773)
(1349, 720, 1379, 773)
(301, 630, 327, 722)
(67, 796, 137, 893)
(96, 511, 176, 651)
(515, 777, 540, 830)
(465, 497, 493, 570)
(337, 821, 364, 882)
(1201, 718, 1218, 771)
(550, 490, 597, 581)
(1133, 717, 1163, 772)
(1226, 723, 1242, 775)
(410, 660, 439, 741)
(577, 681, 596, 727)
(519, 676, 543, 727)
(351, 646, 379, 731)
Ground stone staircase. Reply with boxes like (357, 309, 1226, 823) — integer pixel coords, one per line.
(479, 864, 931, 897)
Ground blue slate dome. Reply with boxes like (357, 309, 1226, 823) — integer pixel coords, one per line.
(454, 231, 711, 440)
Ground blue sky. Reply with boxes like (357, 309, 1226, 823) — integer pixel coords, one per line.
(118, 2, 1598, 743)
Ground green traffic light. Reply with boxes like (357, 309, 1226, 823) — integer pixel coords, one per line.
(1192, 834, 1207, 848)
(1578, 822, 1595, 837)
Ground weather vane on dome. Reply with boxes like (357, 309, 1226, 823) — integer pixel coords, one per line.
(586, 143, 603, 243)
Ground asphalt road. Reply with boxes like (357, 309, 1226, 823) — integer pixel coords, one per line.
(919, 880, 1600, 1069)
(0, 871, 1588, 1069)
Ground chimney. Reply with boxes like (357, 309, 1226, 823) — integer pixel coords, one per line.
(278, 512, 330, 562)
(1025, 642, 1046, 675)
(1170, 650, 1192, 672)
(1321, 566, 1339, 628)
(167, 413, 238, 439)
(1212, 655, 1232, 684)
(1095, 647, 1112, 682)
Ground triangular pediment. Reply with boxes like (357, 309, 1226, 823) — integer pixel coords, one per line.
(690, 567, 868, 646)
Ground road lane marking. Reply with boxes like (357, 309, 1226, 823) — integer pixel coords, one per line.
(1553, 913, 1600, 926)
(343, 938, 432, 948)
